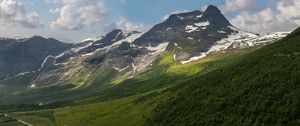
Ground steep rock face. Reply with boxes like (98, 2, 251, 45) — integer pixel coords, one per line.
(84, 42, 149, 72)
(0, 36, 72, 79)
(93, 29, 125, 45)
(201, 5, 231, 28)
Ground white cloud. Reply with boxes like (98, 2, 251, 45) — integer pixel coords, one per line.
(220, 0, 257, 13)
(231, 8, 294, 33)
(0, 0, 43, 29)
(44, 0, 61, 3)
(50, 0, 108, 30)
(115, 18, 147, 32)
(49, 8, 60, 13)
(277, 0, 300, 25)
(229, 0, 300, 33)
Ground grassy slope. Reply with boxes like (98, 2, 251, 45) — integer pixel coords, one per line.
(8, 48, 252, 126)
(0, 72, 38, 96)
(147, 28, 300, 125)
(0, 68, 117, 104)
(10, 110, 56, 126)
(0, 114, 25, 126)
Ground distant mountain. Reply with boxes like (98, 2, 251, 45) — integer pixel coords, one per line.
(0, 36, 72, 79)
(32, 29, 147, 84)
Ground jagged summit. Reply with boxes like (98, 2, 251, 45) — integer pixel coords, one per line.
(28, 36, 44, 40)
(202, 5, 232, 27)
(160, 10, 203, 28)
(204, 5, 221, 14)
(170, 10, 203, 20)
(94, 29, 125, 45)
(132, 5, 236, 60)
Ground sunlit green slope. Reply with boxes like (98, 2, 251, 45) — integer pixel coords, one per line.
(148, 28, 300, 126)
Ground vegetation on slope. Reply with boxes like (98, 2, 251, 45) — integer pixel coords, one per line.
(6, 47, 252, 126)
(147, 28, 300, 125)
(1, 27, 295, 126)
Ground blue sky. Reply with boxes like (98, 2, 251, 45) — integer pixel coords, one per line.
(0, 0, 299, 42)
(106, 0, 223, 24)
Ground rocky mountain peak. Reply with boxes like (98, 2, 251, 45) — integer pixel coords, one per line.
(161, 10, 203, 28)
(94, 29, 125, 45)
(202, 5, 232, 27)
(204, 5, 221, 15)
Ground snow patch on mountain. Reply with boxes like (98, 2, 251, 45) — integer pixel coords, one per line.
(185, 21, 209, 33)
(105, 32, 144, 53)
(146, 42, 169, 55)
(71, 42, 94, 53)
(178, 16, 184, 20)
(174, 42, 178, 47)
(113, 66, 130, 72)
(208, 31, 257, 53)
(218, 30, 226, 34)
(194, 21, 210, 27)
(124, 32, 144, 43)
(180, 52, 207, 64)
(208, 30, 289, 54)
(166, 27, 172, 31)
(187, 37, 194, 40)
(39, 55, 66, 70)
(40, 55, 55, 70)
(185, 25, 198, 33)
(196, 14, 203, 18)
(81, 36, 103, 42)
(173, 54, 177, 61)
(112, 31, 122, 41)
(179, 27, 289, 64)
(30, 84, 36, 88)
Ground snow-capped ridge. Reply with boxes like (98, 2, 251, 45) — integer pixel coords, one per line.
(81, 36, 103, 42)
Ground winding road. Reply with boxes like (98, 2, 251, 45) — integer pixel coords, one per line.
(0, 113, 33, 126)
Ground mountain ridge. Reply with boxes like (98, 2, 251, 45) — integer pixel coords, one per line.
(0, 5, 292, 104)
(0, 36, 72, 79)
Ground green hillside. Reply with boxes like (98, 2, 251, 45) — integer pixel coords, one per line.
(6, 45, 252, 126)
(2, 28, 299, 126)
(147, 28, 300, 125)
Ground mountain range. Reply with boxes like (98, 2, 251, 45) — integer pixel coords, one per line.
(0, 5, 298, 126)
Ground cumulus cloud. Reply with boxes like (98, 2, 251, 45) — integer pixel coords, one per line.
(115, 18, 147, 32)
(277, 0, 300, 25)
(229, 0, 300, 33)
(0, 0, 43, 28)
(49, 0, 108, 30)
(220, 0, 257, 13)
(231, 8, 296, 33)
